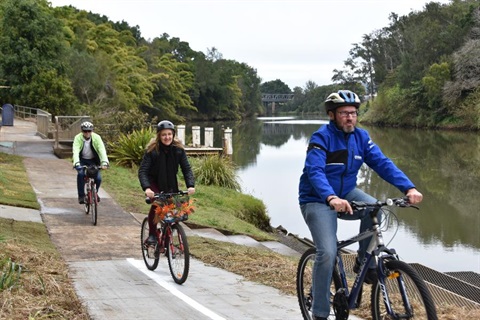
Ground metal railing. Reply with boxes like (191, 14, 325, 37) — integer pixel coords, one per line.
(13, 105, 53, 138)
(54, 116, 91, 149)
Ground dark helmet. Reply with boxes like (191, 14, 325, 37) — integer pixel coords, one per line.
(81, 121, 94, 131)
(157, 120, 175, 134)
(324, 90, 361, 114)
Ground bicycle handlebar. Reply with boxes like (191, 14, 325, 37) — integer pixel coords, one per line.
(145, 191, 189, 204)
(350, 197, 419, 211)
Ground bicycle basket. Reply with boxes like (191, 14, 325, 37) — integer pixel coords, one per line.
(153, 195, 195, 223)
(86, 166, 98, 178)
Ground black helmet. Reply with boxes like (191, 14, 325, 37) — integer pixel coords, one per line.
(157, 120, 175, 133)
(324, 90, 361, 114)
(81, 121, 94, 131)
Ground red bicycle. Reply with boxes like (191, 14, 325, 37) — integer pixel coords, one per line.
(140, 191, 193, 284)
(82, 165, 102, 226)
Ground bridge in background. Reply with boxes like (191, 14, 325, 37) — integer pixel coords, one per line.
(261, 93, 294, 114)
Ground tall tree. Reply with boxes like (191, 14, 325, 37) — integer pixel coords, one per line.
(0, 0, 76, 114)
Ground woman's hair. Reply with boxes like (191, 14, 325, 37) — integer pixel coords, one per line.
(146, 131, 184, 153)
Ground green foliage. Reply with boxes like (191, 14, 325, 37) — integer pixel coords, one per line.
(260, 79, 291, 93)
(235, 195, 271, 232)
(190, 156, 241, 191)
(108, 127, 155, 167)
(0, 257, 22, 291)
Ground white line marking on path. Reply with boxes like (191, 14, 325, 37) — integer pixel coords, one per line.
(127, 258, 226, 320)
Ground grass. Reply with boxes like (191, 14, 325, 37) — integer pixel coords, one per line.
(0, 152, 479, 319)
(0, 218, 89, 319)
(0, 153, 39, 209)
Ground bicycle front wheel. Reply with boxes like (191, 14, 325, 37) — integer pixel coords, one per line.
(91, 184, 97, 226)
(84, 182, 90, 214)
(141, 217, 159, 271)
(371, 259, 437, 320)
(167, 223, 189, 284)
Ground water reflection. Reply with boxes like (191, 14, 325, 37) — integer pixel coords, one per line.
(191, 117, 480, 272)
(220, 117, 480, 273)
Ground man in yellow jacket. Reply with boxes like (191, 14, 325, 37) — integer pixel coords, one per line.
(72, 121, 109, 204)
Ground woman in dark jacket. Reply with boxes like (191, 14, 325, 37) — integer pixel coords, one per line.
(138, 120, 195, 244)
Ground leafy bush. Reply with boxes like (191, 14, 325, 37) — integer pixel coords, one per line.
(108, 127, 155, 167)
(190, 156, 241, 191)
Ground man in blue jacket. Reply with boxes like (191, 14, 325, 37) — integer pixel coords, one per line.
(298, 90, 423, 320)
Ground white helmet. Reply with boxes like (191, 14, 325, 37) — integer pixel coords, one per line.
(324, 90, 361, 114)
(81, 121, 94, 131)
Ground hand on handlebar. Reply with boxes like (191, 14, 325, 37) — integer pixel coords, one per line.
(330, 197, 353, 215)
(145, 188, 155, 199)
(187, 187, 195, 195)
(405, 188, 423, 204)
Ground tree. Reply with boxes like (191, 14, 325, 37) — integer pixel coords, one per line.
(0, 0, 77, 113)
(260, 79, 291, 94)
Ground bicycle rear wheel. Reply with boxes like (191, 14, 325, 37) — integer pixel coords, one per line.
(141, 217, 159, 270)
(91, 184, 97, 225)
(296, 247, 343, 320)
(166, 223, 189, 284)
(371, 259, 437, 320)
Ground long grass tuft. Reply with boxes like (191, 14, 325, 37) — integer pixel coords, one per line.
(190, 155, 241, 191)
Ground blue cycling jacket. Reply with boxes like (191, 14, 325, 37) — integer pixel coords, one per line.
(298, 121, 415, 205)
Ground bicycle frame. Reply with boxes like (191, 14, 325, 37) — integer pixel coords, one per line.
(335, 206, 399, 307)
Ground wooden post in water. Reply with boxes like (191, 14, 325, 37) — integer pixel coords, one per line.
(177, 124, 185, 145)
(205, 127, 214, 147)
(192, 125, 201, 147)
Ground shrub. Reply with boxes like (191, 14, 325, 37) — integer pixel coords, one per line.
(108, 127, 155, 167)
(190, 156, 241, 191)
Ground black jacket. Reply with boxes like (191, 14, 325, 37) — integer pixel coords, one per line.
(138, 144, 195, 192)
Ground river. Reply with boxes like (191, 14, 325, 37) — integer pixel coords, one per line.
(196, 116, 480, 273)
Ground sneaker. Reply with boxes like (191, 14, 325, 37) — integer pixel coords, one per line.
(353, 257, 378, 284)
(78, 196, 85, 204)
(146, 234, 157, 245)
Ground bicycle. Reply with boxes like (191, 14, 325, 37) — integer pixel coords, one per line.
(82, 165, 103, 226)
(140, 191, 192, 284)
(296, 197, 438, 320)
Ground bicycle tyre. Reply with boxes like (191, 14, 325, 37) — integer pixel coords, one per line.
(371, 259, 437, 320)
(167, 223, 189, 284)
(296, 247, 342, 320)
(84, 181, 90, 214)
(91, 183, 97, 226)
(141, 217, 159, 271)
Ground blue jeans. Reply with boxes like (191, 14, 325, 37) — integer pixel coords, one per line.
(77, 159, 102, 198)
(300, 188, 377, 318)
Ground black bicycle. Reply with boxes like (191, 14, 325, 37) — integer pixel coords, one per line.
(296, 197, 437, 320)
(82, 165, 103, 226)
(140, 191, 191, 284)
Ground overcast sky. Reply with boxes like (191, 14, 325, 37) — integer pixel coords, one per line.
(49, 0, 451, 89)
